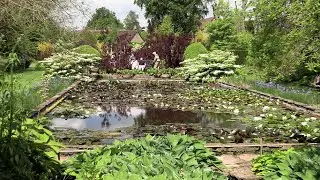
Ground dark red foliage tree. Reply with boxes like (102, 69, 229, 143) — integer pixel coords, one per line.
(101, 33, 192, 71)
(101, 33, 133, 71)
(134, 34, 192, 68)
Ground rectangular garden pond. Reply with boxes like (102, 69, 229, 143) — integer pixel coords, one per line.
(48, 80, 320, 145)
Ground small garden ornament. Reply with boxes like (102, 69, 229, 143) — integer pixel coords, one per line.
(138, 58, 146, 71)
(130, 54, 139, 70)
(153, 52, 160, 69)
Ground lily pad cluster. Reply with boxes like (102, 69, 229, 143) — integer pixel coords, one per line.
(64, 134, 226, 179)
(179, 50, 241, 82)
(247, 106, 320, 143)
(42, 52, 101, 79)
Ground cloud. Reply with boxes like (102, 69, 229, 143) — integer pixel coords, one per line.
(72, 0, 147, 29)
(71, 0, 215, 30)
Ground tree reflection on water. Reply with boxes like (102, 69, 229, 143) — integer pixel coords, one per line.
(94, 105, 243, 130)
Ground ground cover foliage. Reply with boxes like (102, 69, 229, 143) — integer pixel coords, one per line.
(64, 134, 226, 180)
(252, 147, 320, 180)
(0, 57, 64, 179)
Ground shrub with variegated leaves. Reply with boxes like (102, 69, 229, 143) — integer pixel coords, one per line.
(179, 50, 241, 83)
(42, 52, 101, 79)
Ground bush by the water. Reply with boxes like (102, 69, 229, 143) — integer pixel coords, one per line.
(65, 134, 226, 179)
(252, 147, 320, 179)
(42, 52, 101, 79)
(180, 50, 240, 82)
(73, 45, 100, 56)
(184, 42, 208, 60)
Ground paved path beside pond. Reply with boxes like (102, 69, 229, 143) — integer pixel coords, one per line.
(218, 154, 259, 180)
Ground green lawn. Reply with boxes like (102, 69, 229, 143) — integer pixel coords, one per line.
(4, 67, 73, 112)
(13, 70, 44, 88)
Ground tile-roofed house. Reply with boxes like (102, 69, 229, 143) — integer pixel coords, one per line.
(117, 30, 144, 44)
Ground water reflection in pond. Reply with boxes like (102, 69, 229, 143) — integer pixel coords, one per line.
(51, 105, 245, 131)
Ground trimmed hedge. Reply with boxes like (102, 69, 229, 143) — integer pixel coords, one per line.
(73, 45, 100, 57)
(184, 42, 208, 60)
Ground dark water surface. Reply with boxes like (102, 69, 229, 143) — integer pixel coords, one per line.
(51, 106, 245, 131)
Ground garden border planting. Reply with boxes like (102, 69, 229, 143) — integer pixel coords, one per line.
(218, 82, 320, 118)
(58, 143, 320, 160)
(30, 81, 80, 118)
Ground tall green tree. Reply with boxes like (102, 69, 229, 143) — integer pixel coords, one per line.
(124, 11, 140, 30)
(156, 16, 174, 35)
(251, 0, 320, 82)
(0, 0, 83, 70)
(134, 0, 212, 34)
(87, 7, 123, 30)
(212, 0, 233, 19)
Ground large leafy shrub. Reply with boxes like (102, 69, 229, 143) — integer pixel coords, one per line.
(101, 33, 133, 71)
(75, 30, 99, 48)
(43, 52, 101, 79)
(194, 30, 209, 44)
(184, 42, 208, 60)
(251, 0, 320, 83)
(206, 18, 237, 51)
(73, 45, 100, 56)
(134, 34, 193, 68)
(252, 147, 320, 180)
(37, 42, 54, 60)
(65, 134, 226, 180)
(206, 18, 252, 65)
(180, 50, 240, 82)
(101, 33, 192, 70)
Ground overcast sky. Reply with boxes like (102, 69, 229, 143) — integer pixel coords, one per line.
(72, 0, 240, 30)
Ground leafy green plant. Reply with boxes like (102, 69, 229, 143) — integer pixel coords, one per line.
(206, 18, 237, 51)
(180, 50, 241, 82)
(0, 53, 63, 179)
(65, 134, 226, 180)
(42, 52, 101, 79)
(306, 62, 320, 74)
(252, 149, 293, 176)
(184, 42, 208, 60)
(252, 147, 320, 180)
(37, 42, 54, 60)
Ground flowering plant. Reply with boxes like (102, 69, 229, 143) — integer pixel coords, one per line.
(179, 50, 241, 83)
(42, 52, 101, 79)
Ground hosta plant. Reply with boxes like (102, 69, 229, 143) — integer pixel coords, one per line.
(252, 147, 320, 180)
(179, 50, 241, 83)
(42, 52, 101, 79)
(65, 134, 226, 180)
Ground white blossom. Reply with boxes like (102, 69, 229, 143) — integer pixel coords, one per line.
(254, 117, 263, 121)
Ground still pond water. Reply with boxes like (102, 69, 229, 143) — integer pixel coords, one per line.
(51, 106, 245, 131)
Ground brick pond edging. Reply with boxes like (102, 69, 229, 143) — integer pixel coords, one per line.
(30, 81, 81, 118)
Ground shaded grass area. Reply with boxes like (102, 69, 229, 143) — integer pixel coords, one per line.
(5, 68, 74, 112)
(12, 70, 44, 88)
(221, 68, 320, 107)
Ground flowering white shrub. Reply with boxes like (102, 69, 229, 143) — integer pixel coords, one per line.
(179, 50, 241, 83)
(42, 52, 101, 79)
